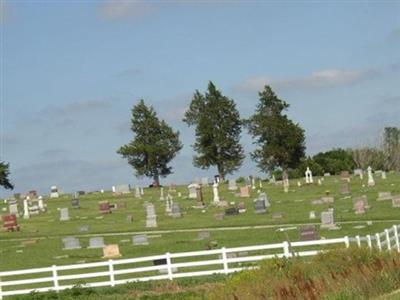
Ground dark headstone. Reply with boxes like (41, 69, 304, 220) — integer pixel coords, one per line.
(225, 207, 239, 216)
(299, 225, 318, 241)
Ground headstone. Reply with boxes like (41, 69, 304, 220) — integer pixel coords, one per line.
(9, 203, 18, 215)
(320, 211, 337, 229)
(240, 186, 250, 198)
(214, 212, 225, 220)
(50, 186, 59, 198)
(283, 172, 289, 193)
(377, 192, 392, 201)
(196, 231, 210, 240)
(367, 166, 375, 187)
(299, 225, 318, 241)
(212, 182, 220, 203)
(135, 186, 141, 198)
(354, 169, 363, 179)
(89, 237, 105, 249)
(99, 201, 111, 214)
(188, 183, 199, 199)
(225, 207, 239, 216)
(38, 197, 45, 211)
(251, 177, 256, 190)
(353, 195, 369, 209)
(305, 167, 313, 184)
(238, 202, 246, 213)
(160, 187, 165, 201)
(353, 199, 366, 214)
(196, 186, 204, 207)
(71, 198, 80, 209)
(115, 184, 130, 194)
(146, 204, 157, 228)
(253, 198, 266, 214)
(60, 208, 70, 221)
(133, 234, 149, 246)
(214, 175, 220, 184)
(309, 211, 316, 219)
(340, 181, 350, 195)
(171, 202, 181, 218)
(2, 214, 19, 231)
(112, 186, 116, 193)
(324, 173, 331, 177)
(259, 180, 263, 189)
(382, 171, 387, 180)
(317, 179, 322, 186)
(102, 244, 121, 258)
(29, 190, 38, 199)
(140, 187, 144, 196)
(228, 179, 237, 191)
(79, 225, 89, 232)
(392, 195, 400, 208)
(340, 171, 350, 181)
(245, 177, 251, 187)
(23, 199, 30, 219)
(62, 237, 81, 250)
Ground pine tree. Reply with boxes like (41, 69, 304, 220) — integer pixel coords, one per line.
(183, 81, 244, 180)
(246, 85, 305, 174)
(117, 100, 183, 186)
(0, 162, 13, 190)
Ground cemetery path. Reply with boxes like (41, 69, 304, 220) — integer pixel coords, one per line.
(1, 219, 400, 242)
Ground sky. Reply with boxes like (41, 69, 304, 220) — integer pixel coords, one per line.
(0, 0, 399, 197)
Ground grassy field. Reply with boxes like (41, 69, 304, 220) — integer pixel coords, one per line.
(1, 173, 400, 271)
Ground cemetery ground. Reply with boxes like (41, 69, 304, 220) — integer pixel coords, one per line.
(1, 173, 400, 272)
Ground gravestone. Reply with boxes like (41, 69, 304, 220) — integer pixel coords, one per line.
(196, 231, 210, 240)
(29, 190, 38, 199)
(340, 171, 350, 181)
(305, 167, 313, 184)
(79, 225, 89, 232)
(50, 186, 59, 198)
(254, 199, 266, 214)
(196, 186, 204, 207)
(160, 187, 165, 201)
(212, 182, 220, 203)
(102, 244, 121, 258)
(71, 198, 80, 209)
(23, 199, 30, 219)
(214, 212, 225, 220)
(324, 173, 331, 177)
(188, 183, 199, 199)
(238, 202, 246, 213)
(225, 207, 239, 216)
(240, 186, 250, 198)
(353, 199, 366, 215)
(135, 186, 141, 198)
(115, 184, 130, 194)
(2, 214, 19, 231)
(392, 195, 400, 208)
(340, 181, 350, 195)
(133, 234, 149, 246)
(258, 193, 270, 207)
(60, 208, 70, 221)
(146, 204, 157, 228)
(99, 201, 111, 214)
(367, 166, 375, 187)
(89, 237, 105, 249)
(377, 192, 392, 201)
(309, 211, 316, 219)
(9, 203, 18, 215)
(353, 195, 369, 209)
(283, 172, 289, 193)
(228, 179, 237, 191)
(171, 202, 182, 218)
(62, 237, 81, 250)
(354, 169, 363, 179)
(382, 171, 387, 180)
(299, 225, 318, 241)
(320, 211, 338, 229)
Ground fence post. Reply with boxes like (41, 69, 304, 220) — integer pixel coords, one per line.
(385, 229, 391, 251)
(221, 247, 229, 274)
(283, 241, 290, 257)
(356, 235, 361, 247)
(344, 236, 350, 248)
(165, 252, 173, 280)
(108, 259, 115, 287)
(52, 265, 59, 292)
(367, 235, 372, 249)
(376, 233, 382, 251)
(393, 225, 400, 252)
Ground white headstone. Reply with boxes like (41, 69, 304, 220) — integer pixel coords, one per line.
(213, 182, 220, 203)
(367, 166, 375, 187)
(382, 171, 387, 180)
(50, 186, 59, 198)
(23, 199, 30, 219)
(251, 177, 256, 190)
(60, 208, 70, 221)
(89, 237, 105, 249)
(228, 179, 237, 191)
(305, 167, 313, 184)
(160, 187, 165, 201)
(135, 186, 141, 198)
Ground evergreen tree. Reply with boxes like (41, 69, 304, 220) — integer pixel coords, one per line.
(117, 100, 183, 186)
(0, 162, 13, 190)
(246, 85, 305, 174)
(183, 81, 244, 180)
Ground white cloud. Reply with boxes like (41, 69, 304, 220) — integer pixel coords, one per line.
(234, 68, 379, 93)
(98, 0, 154, 21)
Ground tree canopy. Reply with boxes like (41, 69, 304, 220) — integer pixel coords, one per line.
(246, 85, 306, 173)
(183, 81, 244, 180)
(117, 100, 183, 186)
(0, 162, 13, 190)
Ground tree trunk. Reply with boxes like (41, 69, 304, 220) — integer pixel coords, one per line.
(153, 174, 160, 187)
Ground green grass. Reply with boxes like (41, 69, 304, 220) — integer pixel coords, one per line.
(1, 173, 400, 272)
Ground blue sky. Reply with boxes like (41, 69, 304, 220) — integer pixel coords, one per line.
(1, 1, 399, 197)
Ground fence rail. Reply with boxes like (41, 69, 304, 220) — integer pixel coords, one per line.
(1, 225, 399, 299)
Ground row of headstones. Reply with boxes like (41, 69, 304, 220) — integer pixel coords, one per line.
(62, 234, 151, 250)
(8, 198, 46, 219)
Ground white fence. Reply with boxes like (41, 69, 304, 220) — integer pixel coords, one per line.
(1, 225, 399, 299)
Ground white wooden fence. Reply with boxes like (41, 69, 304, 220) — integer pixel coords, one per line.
(1, 225, 399, 299)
